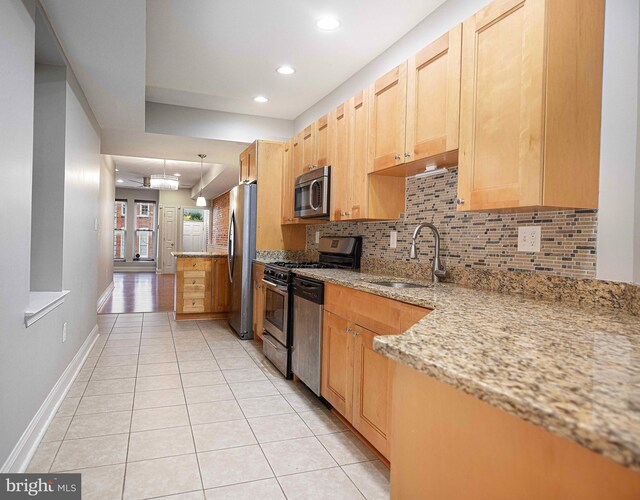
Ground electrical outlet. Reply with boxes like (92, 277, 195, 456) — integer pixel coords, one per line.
(518, 226, 541, 252)
(315, 231, 320, 244)
(62, 322, 67, 343)
(390, 231, 398, 249)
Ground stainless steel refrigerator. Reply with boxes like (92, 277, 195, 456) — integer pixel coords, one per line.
(227, 183, 257, 339)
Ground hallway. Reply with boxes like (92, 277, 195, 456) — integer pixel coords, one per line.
(26, 314, 389, 499)
(99, 273, 175, 314)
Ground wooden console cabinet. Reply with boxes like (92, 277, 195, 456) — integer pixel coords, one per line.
(175, 256, 231, 320)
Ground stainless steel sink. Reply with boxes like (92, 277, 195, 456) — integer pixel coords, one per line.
(369, 281, 427, 289)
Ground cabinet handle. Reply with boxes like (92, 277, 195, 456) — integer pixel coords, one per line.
(192, 263, 196, 267)
(192, 280, 196, 284)
(404, 152, 411, 158)
(394, 153, 401, 161)
(456, 198, 466, 205)
(353, 331, 360, 337)
(192, 301, 195, 306)
(346, 326, 352, 333)
(288, 218, 292, 222)
(345, 212, 351, 216)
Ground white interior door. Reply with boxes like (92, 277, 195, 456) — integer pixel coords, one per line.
(182, 221, 206, 252)
(162, 206, 177, 274)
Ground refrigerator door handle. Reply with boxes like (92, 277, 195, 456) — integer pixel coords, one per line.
(228, 210, 235, 282)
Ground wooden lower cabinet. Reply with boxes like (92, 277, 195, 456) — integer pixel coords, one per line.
(211, 258, 230, 313)
(175, 257, 230, 320)
(321, 283, 430, 460)
(252, 263, 265, 339)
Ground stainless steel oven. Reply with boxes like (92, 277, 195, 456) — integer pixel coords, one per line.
(294, 166, 330, 219)
(262, 278, 288, 346)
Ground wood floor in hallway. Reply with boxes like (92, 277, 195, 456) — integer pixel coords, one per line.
(99, 273, 175, 314)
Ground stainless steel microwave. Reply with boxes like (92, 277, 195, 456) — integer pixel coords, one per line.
(294, 166, 331, 219)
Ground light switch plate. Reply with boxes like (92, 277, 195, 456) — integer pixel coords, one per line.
(315, 231, 320, 244)
(518, 226, 541, 252)
(390, 231, 398, 249)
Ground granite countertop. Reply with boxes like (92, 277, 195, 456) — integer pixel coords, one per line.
(172, 251, 227, 258)
(292, 267, 640, 471)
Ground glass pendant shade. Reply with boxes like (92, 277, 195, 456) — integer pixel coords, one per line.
(150, 174, 179, 190)
(196, 196, 206, 207)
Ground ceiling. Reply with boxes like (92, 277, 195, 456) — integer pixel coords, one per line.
(147, 0, 446, 120)
(112, 156, 208, 189)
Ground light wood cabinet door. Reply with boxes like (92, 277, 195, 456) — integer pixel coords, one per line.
(368, 63, 407, 173)
(329, 103, 351, 221)
(281, 140, 297, 224)
(352, 324, 394, 460)
(252, 263, 265, 338)
(349, 90, 369, 220)
(239, 143, 257, 183)
(315, 114, 329, 167)
(239, 151, 249, 184)
(211, 258, 230, 313)
(406, 24, 462, 164)
(458, 0, 546, 211)
(321, 311, 353, 420)
(294, 125, 315, 178)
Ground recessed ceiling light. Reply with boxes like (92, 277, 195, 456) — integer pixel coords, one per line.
(254, 96, 269, 103)
(115, 168, 119, 172)
(174, 173, 181, 177)
(116, 179, 124, 183)
(316, 17, 341, 31)
(276, 65, 296, 75)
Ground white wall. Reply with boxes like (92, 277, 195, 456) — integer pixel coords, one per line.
(0, 0, 102, 467)
(146, 101, 294, 143)
(98, 155, 115, 298)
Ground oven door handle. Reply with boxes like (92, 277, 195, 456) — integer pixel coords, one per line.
(263, 332, 288, 353)
(262, 278, 288, 293)
(309, 179, 320, 211)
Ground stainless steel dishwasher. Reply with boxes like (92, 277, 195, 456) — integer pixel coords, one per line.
(291, 276, 324, 395)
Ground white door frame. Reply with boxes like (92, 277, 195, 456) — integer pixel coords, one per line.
(160, 205, 177, 274)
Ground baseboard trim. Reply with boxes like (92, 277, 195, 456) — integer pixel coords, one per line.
(0, 325, 100, 473)
(97, 281, 114, 311)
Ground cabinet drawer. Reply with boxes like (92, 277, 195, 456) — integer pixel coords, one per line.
(184, 270, 206, 279)
(184, 283, 205, 293)
(178, 259, 211, 271)
(183, 290, 205, 300)
(183, 298, 205, 313)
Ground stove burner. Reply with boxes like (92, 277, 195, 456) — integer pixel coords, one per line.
(269, 261, 333, 269)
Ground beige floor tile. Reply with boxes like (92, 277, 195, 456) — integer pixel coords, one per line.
(75, 368, 93, 382)
(106, 339, 140, 347)
(75, 393, 134, 415)
(209, 348, 248, 359)
(137, 362, 179, 377)
(229, 381, 279, 400)
(134, 388, 185, 410)
(101, 346, 140, 357)
(140, 344, 176, 354)
(187, 400, 244, 425)
(179, 360, 220, 373)
(191, 420, 256, 452)
(66, 463, 125, 500)
(269, 378, 305, 395)
(261, 437, 337, 476)
(278, 467, 365, 499)
(139, 352, 178, 365)
(317, 432, 376, 466)
(66, 410, 131, 439)
(237, 395, 294, 418)
(131, 405, 190, 432)
(184, 384, 234, 405)
(141, 331, 173, 339)
(56, 397, 81, 417)
(247, 413, 313, 444)
(198, 445, 272, 489)
(141, 338, 174, 347)
(216, 357, 257, 370)
(204, 479, 284, 500)
(128, 426, 195, 462)
(26, 441, 60, 472)
(180, 371, 225, 388)
(91, 364, 137, 380)
(221, 368, 267, 383)
(156, 491, 204, 500)
(342, 461, 390, 500)
(174, 342, 209, 353)
(136, 374, 183, 392)
(51, 433, 128, 472)
(297, 409, 347, 435)
(41, 416, 72, 442)
(123, 454, 202, 500)
(177, 351, 215, 362)
(96, 354, 138, 367)
(67, 380, 89, 398)
(85, 378, 136, 396)
(282, 391, 325, 412)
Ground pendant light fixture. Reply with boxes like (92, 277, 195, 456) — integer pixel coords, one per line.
(150, 159, 179, 190)
(196, 154, 207, 207)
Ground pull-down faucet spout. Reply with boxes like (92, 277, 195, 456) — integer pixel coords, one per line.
(409, 223, 446, 283)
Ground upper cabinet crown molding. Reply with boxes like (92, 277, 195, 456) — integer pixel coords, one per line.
(457, 0, 604, 212)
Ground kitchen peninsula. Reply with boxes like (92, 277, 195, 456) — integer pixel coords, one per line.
(172, 251, 230, 320)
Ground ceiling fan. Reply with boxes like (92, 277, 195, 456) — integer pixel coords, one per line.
(125, 177, 152, 188)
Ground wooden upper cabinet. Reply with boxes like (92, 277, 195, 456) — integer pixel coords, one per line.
(239, 143, 257, 183)
(458, 0, 604, 212)
(405, 24, 462, 166)
(368, 63, 407, 173)
(298, 125, 316, 177)
(349, 90, 370, 220)
(329, 103, 351, 221)
(315, 114, 330, 167)
(281, 140, 297, 224)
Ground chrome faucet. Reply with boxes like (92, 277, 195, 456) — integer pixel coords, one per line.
(409, 222, 446, 283)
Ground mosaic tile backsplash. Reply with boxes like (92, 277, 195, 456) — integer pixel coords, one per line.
(306, 168, 598, 279)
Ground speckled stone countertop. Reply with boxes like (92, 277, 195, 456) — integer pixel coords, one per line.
(292, 267, 640, 471)
(171, 251, 227, 258)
